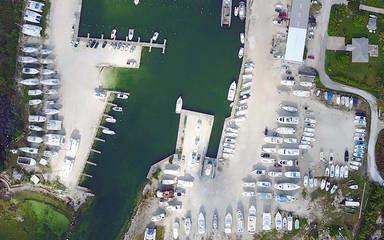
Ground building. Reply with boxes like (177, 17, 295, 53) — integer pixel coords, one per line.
(346, 38, 369, 63)
(284, 0, 311, 63)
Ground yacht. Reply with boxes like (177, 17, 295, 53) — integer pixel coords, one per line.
(283, 137, 298, 144)
(40, 79, 60, 86)
(22, 24, 42, 37)
(22, 46, 38, 53)
(264, 136, 283, 144)
(268, 171, 282, 177)
(280, 104, 298, 112)
(224, 212, 232, 234)
(287, 214, 293, 231)
(112, 106, 123, 112)
(44, 89, 58, 95)
(144, 228, 156, 240)
(27, 136, 43, 143)
(278, 148, 299, 156)
(66, 137, 80, 159)
(185, 217, 191, 236)
(152, 32, 159, 41)
(29, 99, 42, 106)
(240, 33, 245, 44)
(300, 81, 313, 87)
(134, 0, 139, 5)
(41, 69, 55, 75)
(17, 156, 36, 166)
(262, 212, 271, 231)
(43, 108, 59, 115)
(29, 125, 43, 131)
(293, 90, 311, 97)
(27, 0, 45, 12)
(19, 147, 39, 154)
(281, 79, 295, 86)
(102, 128, 116, 135)
(128, 29, 134, 40)
(175, 96, 183, 114)
(275, 211, 282, 230)
(238, 47, 244, 59)
(22, 67, 39, 75)
(274, 183, 300, 191)
(276, 127, 295, 134)
(238, 1, 246, 21)
(105, 117, 116, 123)
(276, 116, 299, 124)
(29, 115, 46, 122)
(234, 6, 239, 16)
(43, 150, 58, 158)
(117, 93, 128, 99)
(18, 56, 37, 63)
(111, 29, 117, 39)
(237, 210, 244, 233)
(28, 89, 42, 96)
(45, 134, 65, 146)
(227, 81, 237, 101)
(248, 205, 256, 233)
(198, 212, 205, 234)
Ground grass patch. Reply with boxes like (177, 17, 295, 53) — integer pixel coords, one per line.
(40, 0, 51, 37)
(375, 129, 384, 177)
(151, 168, 161, 180)
(362, 0, 384, 8)
(155, 225, 164, 240)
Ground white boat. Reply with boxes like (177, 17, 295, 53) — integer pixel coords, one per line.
(177, 179, 194, 187)
(295, 219, 300, 230)
(29, 125, 43, 131)
(276, 127, 295, 135)
(242, 73, 253, 79)
(325, 167, 329, 177)
(275, 211, 282, 230)
(22, 67, 39, 75)
(344, 166, 349, 178)
(198, 212, 205, 234)
(275, 195, 297, 202)
(303, 175, 308, 187)
(329, 152, 334, 164)
(18, 56, 37, 63)
(66, 137, 80, 159)
(227, 81, 236, 101)
(102, 129, 115, 135)
(242, 191, 255, 197)
(185, 217, 191, 236)
(264, 136, 283, 144)
(152, 32, 159, 41)
(287, 214, 293, 231)
(351, 161, 362, 167)
(293, 90, 311, 97)
(302, 136, 316, 142)
(299, 81, 313, 87)
(225, 212, 232, 234)
(330, 185, 337, 194)
(128, 29, 134, 40)
(303, 132, 315, 137)
(336, 95, 341, 105)
(281, 104, 298, 112)
(275, 183, 300, 191)
(238, 47, 244, 59)
(22, 46, 38, 53)
(43, 108, 59, 115)
(161, 178, 176, 185)
(28, 89, 42, 96)
(240, 33, 245, 44)
(262, 147, 277, 153)
(278, 148, 299, 156)
(257, 181, 271, 188)
(281, 79, 295, 86)
(19, 147, 39, 154)
(27, 136, 43, 143)
(17, 156, 36, 166)
(45, 134, 65, 146)
(212, 213, 218, 230)
(309, 177, 314, 188)
(105, 117, 116, 123)
(144, 228, 156, 240)
(299, 144, 311, 149)
(29, 99, 42, 106)
(305, 127, 315, 133)
(248, 205, 256, 233)
(320, 179, 326, 190)
(22, 24, 42, 37)
(304, 118, 317, 124)
(234, 6, 239, 16)
(237, 210, 244, 233)
(175, 96, 183, 114)
(116, 93, 128, 99)
(250, 169, 266, 175)
(40, 58, 54, 64)
(243, 182, 256, 187)
(238, 1, 246, 21)
(355, 128, 366, 133)
(29, 115, 46, 122)
(282, 217, 287, 230)
(283, 138, 297, 144)
(151, 213, 165, 222)
(350, 165, 359, 170)
(112, 106, 123, 112)
(284, 171, 300, 178)
(41, 69, 55, 75)
(173, 221, 179, 239)
(325, 181, 330, 191)
(262, 213, 271, 231)
(268, 171, 282, 177)
(277, 116, 299, 125)
(111, 29, 117, 39)
(43, 150, 58, 158)
(40, 79, 60, 86)
(330, 164, 335, 177)
(261, 158, 275, 164)
(40, 49, 52, 55)
(345, 97, 350, 107)
(134, 0, 139, 5)
(335, 165, 340, 178)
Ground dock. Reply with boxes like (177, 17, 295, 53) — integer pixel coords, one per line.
(109, 90, 131, 96)
(106, 102, 117, 107)
(86, 161, 97, 166)
(90, 149, 101, 154)
(95, 137, 105, 142)
(81, 173, 93, 178)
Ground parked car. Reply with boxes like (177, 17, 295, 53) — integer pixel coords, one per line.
(102, 41, 107, 48)
(308, 55, 315, 59)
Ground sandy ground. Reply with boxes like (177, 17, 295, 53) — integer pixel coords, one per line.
(45, 0, 142, 194)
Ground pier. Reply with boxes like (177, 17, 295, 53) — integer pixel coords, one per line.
(90, 149, 101, 154)
(95, 137, 105, 142)
(81, 173, 93, 178)
(106, 102, 117, 107)
(109, 90, 130, 96)
(86, 161, 97, 166)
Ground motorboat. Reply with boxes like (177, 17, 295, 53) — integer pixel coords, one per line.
(238, 47, 244, 59)
(276, 195, 297, 202)
(198, 212, 205, 234)
(309, 177, 314, 188)
(320, 151, 325, 162)
(29, 99, 42, 106)
(293, 90, 311, 97)
(275, 211, 282, 230)
(102, 128, 116, 135)
(299, 144, 311, 150)
(212, 213, 218, 230)
(44, 89, 58, 95)
(41, 69, 55, 75)
(238, 1, 246, 21)
(325, 181, 330, 191)
(302, 136, 316, 142)
(243, 181, 256, 187)
(262, 147, 277, 153)
(22, 24, 42, 37)
(39, 58, 54, 64)
(242, 191, 255, 197)
(329, 152, 334, 164)
(283, 138, 297, 144)
(335, 165, 340, 178)
(27, 136, 43, 143)
(43, 108, 59, 115)
(225, 212, 232, 234)
(350, 161, 362, 167)
(111, 29, 117, 39)
(18, 56, 37, 63)
(300, 81, 313, 87)
(355, 128, 366, 133)
(261, 158, 275, 164)
(281, 104, 298, 112)
(28, 89, 42, 96)
(303, 132, 315, 137)
(287, 214, 293, 231)
(144, 228, 156, 240)
(227, 81, 236, 101)
(320, 179, 326, 190)
(262, 212, 271, 231)
(41, 49, 52, 55)
(268, 171, 282, 177)
(43, 150, 58, 158)
(264, 136, 283, 144)
(17, 156, 36, 166)
(304, 175, 308, 187)
(344, 166, 349, 178)
(284, 171, 300, 178)
(250, 169, 266, 175)
(22, 67, 39, 75)
(257, 181, 271, 188)
(295, 219, 300, 230)
(281, 79, 295, 86)
(112, 106, 123, 112)
(117, 93, 128, 99)
(282, 216, 287, 230)
(105, 117, 116, 123)
(175, 96, 183, 114)
(152, 32, 159, 41)
(276, 127, 295, 135)
(248, 205, 256, 233)
(40, 79, 60, 86)
(330, 164, 335, 177)
(350, 165, 359, 170)
(134, 0, 139, 5)
(258, 193, 273, 199)
(66, 137, 80, 159)
(173, 221, 179, 239)
(29, 115, 46, 122)
(45, 134, 65, 146)
(234, 6, 239, 16)
(19, 147, 39, 154)
(305, 127, 315, 133)
(29, 125, 43, 131)
(22, 46, 38, 53)
(304, 118, 317, 124)
(237, 210, 244, 233)
(278, 148, 299, 156)
(330, 185, 338, 194)
(240, 32, 245, 44)
(151, 213, 165, 222)
(185, 217, 191, 236)
(274, 183, 300, 191)
(277, 116, 299, 125)
(128, 29, 134, 40)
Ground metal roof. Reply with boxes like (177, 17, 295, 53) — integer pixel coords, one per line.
(289, 0, 311, 29)
(346, 38, 369, 63)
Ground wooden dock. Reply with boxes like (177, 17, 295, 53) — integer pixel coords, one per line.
(95, 137, 105, 142)
(90, 149, 101, 154)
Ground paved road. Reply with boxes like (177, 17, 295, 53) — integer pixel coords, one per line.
(360, 4, 384, 14)
(316, 0, 384, 184)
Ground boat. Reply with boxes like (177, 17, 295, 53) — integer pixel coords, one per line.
(282, 216, 287, 229)
(268, 171, 282, 177)
(295, 219, 300, 230)
(28, 89, 42, 96)
(185, 217, 191, 236)
(197, 212, 206, 234)
(325, 181, 330, 191)
(330, 185, 338, 194)
(43, 108, 59, 115)
(221, 0, 232, 28)
(134, 0, 139, 5)
(22, 67, 39, 75)
(344, 166, 349, 178)
(116, 93, 128, 99)
(325, 167, 329, 176)
(27, 136, 43, 143)
(302, 136, 316, 142)
(263, 147, 277, 153)
(281, 104, 298, 112)
(212, 213, 218, 230)
(243, 182, 255, 187)
(275, 195, 297, 202)
(66, 137, 80, 159)
(274, 183, 300, 191)
(39, 58, 54, 64)
(303, 175, 308, 187)
(173, 221, 179, 239)
(174, 96, 183, 114)
(281, 79, 295, 86)
(40, 49, 52, 55)
(300, 81, 313, 87)
(276, 127, 295, 135)
(18, 56, 37, 63)
(283, 138, 298, 144)
(261, 158, 275, 164)
(43, 150, 58, 158)
(29, 115, 46, 122)
(277, 116, 299, 124)
(309, 177, 314, 188)
(238, 47, 244, 59)
(287, 214, 293, 231)
(105, 117, 116, 123)
(22, 46, 38, 53)
(151, 213, 165, 222)
(224, 212, 232, 234)
(330, 164, 335, 177)
(238, 1, 246, 21)
(355, 128, 366, 133)
(351, 161, 362, 167)
(111, 29, 117, 39)
(262, 213, 271, 231)
(112, 106, 123, 112)
(240, 33, 245, 44)
(349, 184, 358, 190)
(275, 211, 282, 230)
(305, 127, 315, 133)
(17, 156, 36, 166)
(22, 24, 42, 37)
(19, 147, 39, 154)
(227, 81, 236, 101)
(234, 6, 238, 17)
(250, 169, 266, 175)
(284, 171, 300, 178)
(303, 132, 315, 137)
(40, 79, 60, 86)
(257, 181, 271, 188)
(237, 210, 244, 233)
(258, 192, 273, 199)
(144, 228, 156, 240)
(242, 191, 255, 197)
(335, 165, 340, 178)
(350, 165, 359, 170)
(102, 129, 115, 135)
(264, 136, 283, 144)
(41, 69, 55, 75)
(128, 29, 134, 40)
(28, 125, 43, 131)
(152, 32, 159, 41)
(320, 179, 326, 190)
(248, 205, 256, 233)
(278, 148, 299, 156)
(304, 118, 317, 124)
(28, 99, 41, 106)
(329, 152, 334, 162)
(293, 90, 311, 97)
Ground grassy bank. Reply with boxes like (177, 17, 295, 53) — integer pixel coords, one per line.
(375, 129, 384, 177)
(0, 191, 73, 239)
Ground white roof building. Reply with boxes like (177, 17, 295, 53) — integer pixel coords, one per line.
(284, 0, 311, 63)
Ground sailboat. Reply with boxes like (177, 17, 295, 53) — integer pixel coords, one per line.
(227, 81, 237, 101)
(237, 210, 244, 233)
(238, 47, 244, 59)
(248, 205, 256, 233)
(225, 212, 232, 234)
(240, 33, 245, 44)
(175, 96, 183, 114)
(185, 217, 191, 236)
(275, 211, 282, 230)
(20, 78, 39, 86)
(22, 67, 39, 75)
(198, 212, 205, 234)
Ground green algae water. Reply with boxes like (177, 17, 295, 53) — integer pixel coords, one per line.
(74, 0, 243, 239)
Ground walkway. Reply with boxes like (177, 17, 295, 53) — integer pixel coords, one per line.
(360, 4, 384, 14)
(317, 0, 383, 184)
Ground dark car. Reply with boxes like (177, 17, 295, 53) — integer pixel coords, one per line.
(94, 41, 99, 48)
(308, 55, 315, 59)
(86, 39, 92, 47)
(260, 153, 270, 158)
(286, 70, 292, 75)
(274, 163, 282, 168)
(90, 40, 96, 48)
(344, 150, 349, 162)
(286, 76, 294, 80)
(102, 41, 107, 48)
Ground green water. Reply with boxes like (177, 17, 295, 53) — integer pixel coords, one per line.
(74, 0, 243, 239)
